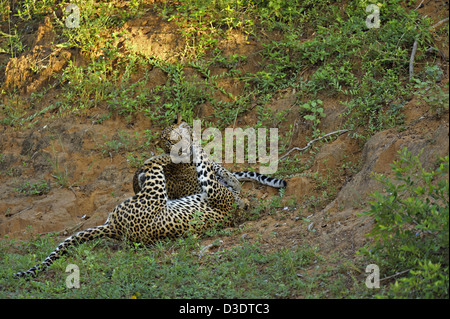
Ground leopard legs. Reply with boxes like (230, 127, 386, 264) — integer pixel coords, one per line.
(175, 123, 238, 212)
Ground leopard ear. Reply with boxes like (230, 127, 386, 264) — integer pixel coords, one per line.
(176, 113, 182, 125)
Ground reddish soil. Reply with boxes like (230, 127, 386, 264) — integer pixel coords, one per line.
(0, 1, 448, 278)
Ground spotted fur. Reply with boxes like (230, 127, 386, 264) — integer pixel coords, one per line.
(232, 171, 287, 188)
(14, 123, 238, 278)
(132, 123, 286, 199)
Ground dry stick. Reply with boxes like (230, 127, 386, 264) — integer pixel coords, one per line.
(11, 206, 33, 217)
(409, 39, 418, 81)
(414, 0, 424, 11)
(409, 14, 449, 79)
(427, 18, 450, 61)
(279, 129, 350, 161)
(379, 269, 412, 283)
(429, 17, 449, 31)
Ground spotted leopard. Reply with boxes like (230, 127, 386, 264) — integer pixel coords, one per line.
(132, 119, 286, 201)
(14, 122, 238, 278)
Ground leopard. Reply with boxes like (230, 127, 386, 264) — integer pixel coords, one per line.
(132, 118, 287, 202)
(14, 122, 239, 278)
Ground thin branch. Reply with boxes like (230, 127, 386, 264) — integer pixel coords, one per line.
(409, 40, 418, 81)
(279, 129, 350, 161)
(414, 0, 424, 11)
(429, 17, 449, 31)
(380, 269, 412, 282)
(9, 206, 33, 217)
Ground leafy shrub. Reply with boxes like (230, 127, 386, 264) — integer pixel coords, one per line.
(389, 260, 449, 299)
(360, 148, 449, 298)
(412, 65, 449, 117)
(298, 99, 325, 138)
(15, 180, 51, 196)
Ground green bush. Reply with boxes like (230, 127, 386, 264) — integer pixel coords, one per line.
(360, 148, 449, 298)
(389, 260, 449, 299)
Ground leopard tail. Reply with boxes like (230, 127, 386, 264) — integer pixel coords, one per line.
(233, 171, 287, 188)
(14, 224, 116, 278)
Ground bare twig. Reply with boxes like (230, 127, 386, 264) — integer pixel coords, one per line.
(429, 17, 449, 31)
(279, 129, 350, 161)
(380, 269, 412, 282)
(65, 222, 84, 235)
(9, 206, 33, 217)
(198, 240, 223, 258)
(68, 185, 77, 197)
(409, 40, 418, 81)
(414, 0, 424, 11)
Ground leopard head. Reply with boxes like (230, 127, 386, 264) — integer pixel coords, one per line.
(160, 115, 193, 156)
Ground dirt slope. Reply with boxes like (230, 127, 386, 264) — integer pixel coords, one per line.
(0, 3, 448, 275)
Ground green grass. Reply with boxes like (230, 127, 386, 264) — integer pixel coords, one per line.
(0, 0, 448, 299)
(2, 0, 442, 135)
(0, 233, 368, 298)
